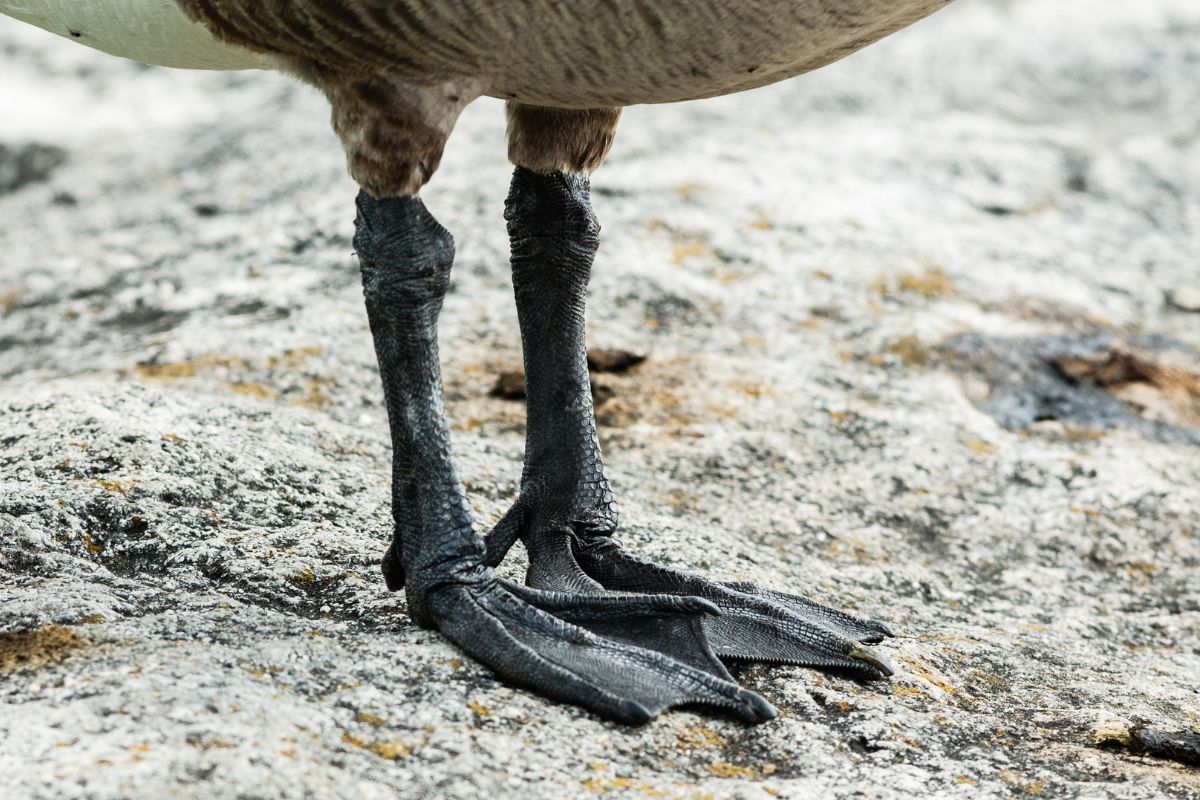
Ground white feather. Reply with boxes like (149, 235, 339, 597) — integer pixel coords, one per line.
(0, 0, 271, 70)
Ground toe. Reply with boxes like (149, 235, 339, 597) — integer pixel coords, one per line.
(570, 549, 899, 678)
(427, 580, 775, 724)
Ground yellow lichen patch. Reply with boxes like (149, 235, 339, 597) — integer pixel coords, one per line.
(596, 397, 639, 429)
(956, 775, 977, 785)
(963, 436, 998, 455)
(897, 265, 955, 298)
(78, 614, 105, 625)
(435, 657, 463, 670)
(1122, 561, 1158, 579)
(713, 269, 750, 284)
(899, 655, 958, 695)
(135, 354, 249, 381)
(297, 376, 336, 410)
(822, 537, 888, 565)
(356, 712, 386, 727)
(243, 665, 283, 678)
(467, 699, 493, 717)
(660, 489, 700, 513)
(730, 380, 773, 399)
(187, 738, 236, 753)
(290, 567, 316, 586)
(135, 348, 337, 410)
(266, 346, 322, 370)
(341, 732, 368, 749)
(671, 241, 710, 266)
(740, 335, 767, 350)
(0, 626, 89, 673)
(708, 761, 757, 779)
(83, 532, 104, 554)
(673, 182, 707, 199)
(747, 208, 774, 231)
(138, 363, 198, 380)
(964, 669, 1012, 690)
(226, 382, 278, 400)
(125, 744, 151, 760)
(582, 777, 667, 796)
(368, 740, 412, 760)
(1, 286, 29, 314)
(887, 335, 931, 366)
(1061, 426, 1106, 443)
(998, 770, 1047, 795)
(94, 478, 136, 496)
(675, 722, 725, 750)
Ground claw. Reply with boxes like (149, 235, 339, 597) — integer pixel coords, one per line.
(740, 689, 779, 721)
(381, 541, 405, 591)
(849, 645, 895, 677)
(864, 618, 898, 639)
(617, 699, 654, 726)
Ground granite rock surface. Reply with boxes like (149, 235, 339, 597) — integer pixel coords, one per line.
(2, 1, 1199, 798)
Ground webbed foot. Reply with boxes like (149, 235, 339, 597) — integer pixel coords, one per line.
(357, 188, 775, 724)
(491, 162, 897, 684)
(421, 574, 776, 723)
(520, 529, 896, 680)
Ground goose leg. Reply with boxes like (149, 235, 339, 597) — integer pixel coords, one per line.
(486, 112, 897, 679)
(357, 190, 773, 724)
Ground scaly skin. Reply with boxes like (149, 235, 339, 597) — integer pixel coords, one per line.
(358, 190, 775, 724)
(477, 168, 896, 679)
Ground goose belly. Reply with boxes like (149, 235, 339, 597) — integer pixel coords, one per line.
(487, 0, 957, 107)
(0, 0, 269, 70)
(167, 1, 955, 105)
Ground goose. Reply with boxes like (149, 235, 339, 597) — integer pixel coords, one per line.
(2, 0, 955, 724)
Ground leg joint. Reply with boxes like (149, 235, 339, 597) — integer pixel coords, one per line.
(505, 167, 600, 244)
(355, 191, 455, 311)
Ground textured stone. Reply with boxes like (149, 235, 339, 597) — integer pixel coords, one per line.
(2, 1, 1199, 798)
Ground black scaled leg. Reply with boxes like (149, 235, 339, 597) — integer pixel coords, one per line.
(357, 190, 774, 724)
(487, 168, 897, 680)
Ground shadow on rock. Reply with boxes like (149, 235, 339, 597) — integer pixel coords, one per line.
(0, 141, 67, 194)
